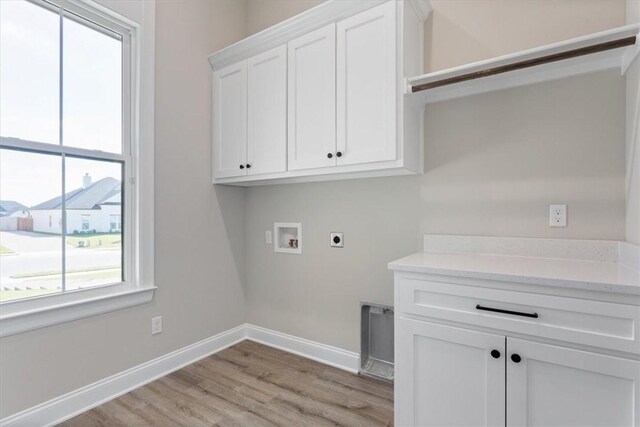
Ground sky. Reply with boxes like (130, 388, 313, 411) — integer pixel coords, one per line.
(0, 0, 123, 207)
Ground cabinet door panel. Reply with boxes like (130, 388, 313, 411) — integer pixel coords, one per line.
(288, 24, 336, 171)
(213, 61, 247, 179)
(336, 1, 396, 166)
(247, 45, 287, 175)
(507, 338, 640, 427)
(396, 318, 505, 427)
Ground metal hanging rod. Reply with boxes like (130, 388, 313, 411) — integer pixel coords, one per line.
(411, 36, 637, 93)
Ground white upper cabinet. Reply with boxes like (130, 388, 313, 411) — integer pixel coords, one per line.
(209, 1, 431, 185)
(336, 1, 397, 166)
(213, 61, 247, 179)
(247, 45, 287, 176)
(288, 24, 336, 171)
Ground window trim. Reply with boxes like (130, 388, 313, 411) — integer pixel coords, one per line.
(0, 0, 155, 337)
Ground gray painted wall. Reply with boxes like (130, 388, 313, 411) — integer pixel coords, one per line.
(0, 0, 634, 419)
(0, 0, 248, 418)
(244, 0, 628, 352)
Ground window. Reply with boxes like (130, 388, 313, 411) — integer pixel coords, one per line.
(110, 214, 121, 232)
(0, 0, 154, 331)
(0, 0, 129, 303)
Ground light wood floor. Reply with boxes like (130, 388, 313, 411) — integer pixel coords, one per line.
(59, 340, 394, 426)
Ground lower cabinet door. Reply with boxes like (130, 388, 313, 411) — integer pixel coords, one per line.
(396, 318, 506, 427)
(506, 338, 640, 427)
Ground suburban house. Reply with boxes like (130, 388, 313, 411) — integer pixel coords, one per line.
(0, 200, 29, 231)
(0, 200, 28, 218)
(29, 175, 122, 234)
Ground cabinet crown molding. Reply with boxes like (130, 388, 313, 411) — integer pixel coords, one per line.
(208, 0, 431, 71)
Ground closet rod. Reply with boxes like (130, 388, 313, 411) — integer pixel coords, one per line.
(411, 36, 637, 93)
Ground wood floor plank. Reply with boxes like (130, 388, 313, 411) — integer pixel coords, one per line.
(59, 341, 394, 426)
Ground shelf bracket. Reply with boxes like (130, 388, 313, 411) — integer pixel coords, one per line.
(622, 39, 640, 75)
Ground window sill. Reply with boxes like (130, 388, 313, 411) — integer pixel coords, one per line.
(0, 285, 156, 337)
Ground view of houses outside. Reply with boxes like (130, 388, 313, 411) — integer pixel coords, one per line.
(1, 0, 124, 302)
(0, 159, 123, 303)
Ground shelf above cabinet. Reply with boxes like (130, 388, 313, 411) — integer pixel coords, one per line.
(407, 24, 640, 105)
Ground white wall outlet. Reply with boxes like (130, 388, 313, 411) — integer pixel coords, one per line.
(330, 232, 344, 248)
(549, 204, 567, 227)
(151, 316, 162, 335)
(265, 230, 272, 244)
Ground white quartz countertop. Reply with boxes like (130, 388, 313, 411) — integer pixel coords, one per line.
(389, 236, 640, 296)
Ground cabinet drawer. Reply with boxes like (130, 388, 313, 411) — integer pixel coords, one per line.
(396, 277, 640, 355)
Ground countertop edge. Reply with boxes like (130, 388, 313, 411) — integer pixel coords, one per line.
(388, 258, 640, 296)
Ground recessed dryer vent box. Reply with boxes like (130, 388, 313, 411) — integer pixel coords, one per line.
(274, 222, 302, 254)
(360, 302, 394, 382)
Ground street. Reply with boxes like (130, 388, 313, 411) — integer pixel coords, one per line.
(0, 231, 122, 291)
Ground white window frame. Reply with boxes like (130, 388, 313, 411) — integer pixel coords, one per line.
(0, 0, 155, 337)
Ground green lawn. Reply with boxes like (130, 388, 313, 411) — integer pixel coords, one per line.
(66, 233, 121, 249)
(10, 265, 121, 279)
(2, 267, 122, 303)
(0, 288, 58, 302)
(0, 245, 14, 255)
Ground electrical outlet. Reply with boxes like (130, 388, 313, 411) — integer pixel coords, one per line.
(265, 230, 272, 244)
(151, 316, 162, 335)
(330, 232, 344, 248)
(549, 204, 567, 227)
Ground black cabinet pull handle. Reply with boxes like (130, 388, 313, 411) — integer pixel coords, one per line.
(476, 304, 538, 319)
(336, 151, 342, 157)
(511, 354, 522, 363)
(246, 164, 251, 169)
(491, 349, 501, 359)
(239, 164, 245, 169)
(327, 153, 333, 158)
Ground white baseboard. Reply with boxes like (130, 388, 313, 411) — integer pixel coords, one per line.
(245, 324, 360, 374)
(0, 324, 247, 427)
(0, 324, 360, 427)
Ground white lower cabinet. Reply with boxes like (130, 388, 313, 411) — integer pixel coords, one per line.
(396, 318, 506, 427)
(394, 276, 640, 427)
(396, 317, 640, 427)
(507, 338, 640, 427)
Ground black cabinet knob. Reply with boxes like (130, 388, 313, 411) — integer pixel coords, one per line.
(511, 354, 521, 363)
(336, 151, 342, 157)
(491, 350, 501, 359)
(327, 153, 333, 158)
(246, 164, 251, 169)
(239, 164, 245, 169)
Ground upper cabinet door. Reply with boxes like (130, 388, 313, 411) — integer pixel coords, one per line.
(395, 318, 506, 427)
(336, 1, 397, 166)
(287, 24, 336, 171)
(247, 45, 287, 176)
(506, 338, 640, 427)
(213, 61, 247, 179)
